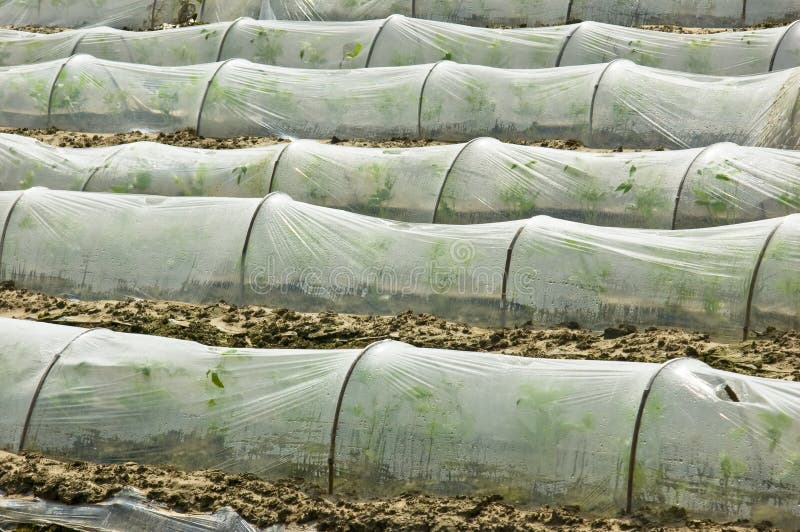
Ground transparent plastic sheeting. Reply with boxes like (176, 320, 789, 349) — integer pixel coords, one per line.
(2, 319, 799, 526)
(263, 0, 800, 28)
(5, 0, 796, 29)
(3, 56, 800, 149)
(7, 17, 800, 75)
(7, 133, 800, 229)
(1, 189, 799, 338)
(0, 489, 263, 532)
(0, 0, 264, 30)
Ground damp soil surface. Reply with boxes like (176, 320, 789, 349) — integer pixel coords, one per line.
(0, 451, 781, 532)
(1, 285, 797, 381)
(0, 127, 641, 152)
(0, 22, 787, 35)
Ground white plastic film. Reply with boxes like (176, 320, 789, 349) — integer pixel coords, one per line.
(2, 0, 800, 29)
(505, 216, 778, 337)
(365, 15, 570, 68)
(0, 29, 79, 65)
(198, 59, 427, 139)
(0, 318, 82, 452)
(591, 60, 800, 149)
(569, 0, 743, 28)
(560, 22, 784, 75)
(25, 326, 360, 479)
(0, 488, 261, 532)
(271, 140, 461, 222)
(633, 359, 800, 528)
(2, 18, 800, 75)
(419, 61, 598, 142)
(2, 190, 800, 336)
(7, 135, 800, 228)
(241, 192, 518, 322)
(3, 319, 799, 524)
(0, 60, 61, 129)
(0, 136, 106, 191)
(674, 143, 800, 229)
(75, 24, 226, 66)
(48, 55, 213, 133)
(219, 18, 380, 69)
(265, 0, 411, 22)
(0, 0, 235, 30)
(3, 56, 800, 149)
(261, 0, 800, 28)
(333, 340, 654, 510)
(85, 141, 284, 196)
(749, 214, 800, 334)
(439, 137, 690, 226)
(0, 188, 259, 302)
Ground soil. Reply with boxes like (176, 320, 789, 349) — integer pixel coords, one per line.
(637, 24, 783, 34)
(0, 25, 66, 34)
(0, 22, 786, 35)
(0, 451, 780, 532)
(1, 285, 797, 381)
(0, 127, 637, 151)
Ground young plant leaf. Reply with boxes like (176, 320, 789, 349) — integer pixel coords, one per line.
(616, 181, 634, 194)
(206, 370, 224, 388)
(345, 42, 362, 59)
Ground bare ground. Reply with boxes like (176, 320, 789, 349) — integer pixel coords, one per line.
(1, 285, 797, 381)
(0, 451, 781, 532)
(0, 126, 642, 152)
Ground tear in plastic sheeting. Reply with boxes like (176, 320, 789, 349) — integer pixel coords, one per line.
(1, 319, 798, 527)
(5, 134, 800, 228)
(4, 17, 800, 75)
(262, 0, 800, 28)
(0, 488, 268, 531)
(1, 188, 800, 338)
(1, 55, 800, 149)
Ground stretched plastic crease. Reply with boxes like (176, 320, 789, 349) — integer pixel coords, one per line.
(7, 18, 800, 75)
(418, 61, 598, 141)
(219, 18, 381, 68)
(0, 0, 254, 30)
(0, 319, 80, 451)
(3, 0, 800, 29)
(6, 135, 800, 228)
(263, 0, 800, 28)
(502, 215, 789, 338)
(749, 216, 800, 333)
(2, 318, 798, 526)
(241, 192, 519, 322)
(198, 59, 428, 139)
(632, 359, 800, 526)
(0, 488, 263, 531)
(0, 187, 259, 301)
(2, 55, 800, 148)
(590, 60, 800, 149)
(2, 189, 800, 336)
(270, 140, 462, 222)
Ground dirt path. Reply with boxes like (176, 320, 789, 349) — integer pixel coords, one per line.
(0, 451, 779, 531)
(0, 127, 603, 151)
(1, 285, 797, 381)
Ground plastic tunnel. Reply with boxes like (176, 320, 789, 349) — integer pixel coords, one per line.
(0, 489, 261, 532)
(262, 0, 800, 28)
(0, 0, 265, 30)
(1, 188, 799, 338)
(0, 318, 798, 525)
(5, 134, 800, 228)
(5, 17, 800, 75)
(4, 0, 796, 29)
(2, 55, 800, 148)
